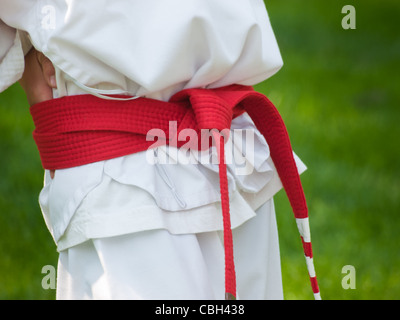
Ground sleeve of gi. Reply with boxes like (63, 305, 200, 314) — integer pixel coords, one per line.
(0, 0, 34, 92)
(0, 19, 34, 92)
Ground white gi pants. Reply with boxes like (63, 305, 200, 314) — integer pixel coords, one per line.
(56, 199, 283, 300)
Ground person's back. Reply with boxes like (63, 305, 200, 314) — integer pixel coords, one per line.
(0, 0, 320, 300)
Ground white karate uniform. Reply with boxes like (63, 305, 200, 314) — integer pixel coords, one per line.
(0, 0, 306, 299)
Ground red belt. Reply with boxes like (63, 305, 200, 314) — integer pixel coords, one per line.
(30, 84, 320, 300)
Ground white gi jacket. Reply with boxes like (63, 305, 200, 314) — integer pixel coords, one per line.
(0, 0, 306, 251)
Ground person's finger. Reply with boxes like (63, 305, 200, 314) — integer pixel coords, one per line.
(36, 51, 57, 88)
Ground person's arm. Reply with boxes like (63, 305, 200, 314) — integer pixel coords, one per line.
(18, 48, 56, 106)
(1, 24, 56, 177)
(18, 48, 57, 179)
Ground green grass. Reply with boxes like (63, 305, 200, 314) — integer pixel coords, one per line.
(0, 0, 399, 299)
(0, 84, 58, 299)
(256, 0, 400, 299)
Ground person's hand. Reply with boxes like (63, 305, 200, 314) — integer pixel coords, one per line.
(19, 48, 57, 178)
(19, 48, 56, 106)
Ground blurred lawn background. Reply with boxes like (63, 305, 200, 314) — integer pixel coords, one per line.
(0, 0, 399, 299)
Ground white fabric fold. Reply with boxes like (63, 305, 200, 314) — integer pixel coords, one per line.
(0, 25, 24, 92)
(57, 200, 283, 300)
